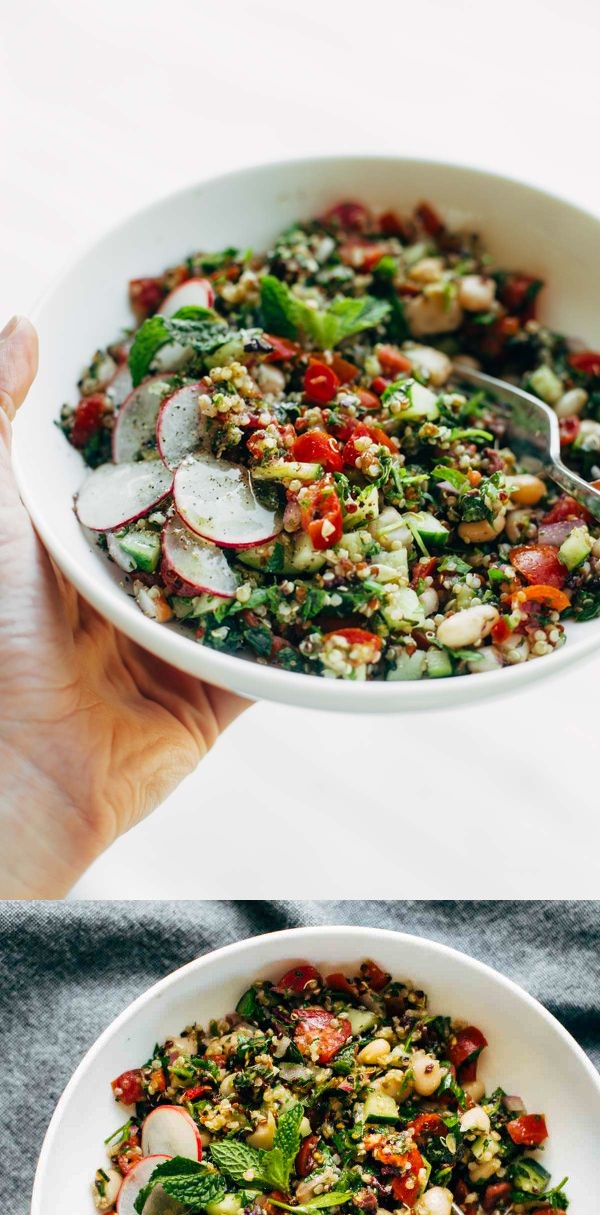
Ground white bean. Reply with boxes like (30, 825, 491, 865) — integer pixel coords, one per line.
(419, 587, 439, 617)
(415, 1187, 453, 1215)
(458, 513, 506, 543)
(436, 604, 499, 649)
(374, 1067, 413, 1102)
(93, 1169, 122, 1211)
(404, 343, 453, 386)
(506, 474, 546, 506)
(412, 1052, 445, 1096)
(555, 387, 588, 419)
(405, 292, 463, 337)
(409, 257, 445, 283)
(357, 1038, 392, 1065)
(505, 508, 534, 543)
(458, 275, 496, 312)
(460, 1104, 491, 1134)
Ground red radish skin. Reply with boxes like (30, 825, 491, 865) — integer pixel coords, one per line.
(116, 1154, 171, 1215)
(173, 454, 282, 549)
(112, 376, 175, 464)
(75, 461, 173, 532)
(157, 383, 206, 471)
(158, 278, 214, 319)
(141, 1105, 203, 1160)
(161, 515, 237, 599)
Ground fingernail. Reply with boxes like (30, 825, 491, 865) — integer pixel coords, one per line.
(0, 315, 22, 340)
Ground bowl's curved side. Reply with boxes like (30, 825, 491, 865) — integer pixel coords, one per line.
(32, 925, 600, 1215)
(12, 156, 600, 712)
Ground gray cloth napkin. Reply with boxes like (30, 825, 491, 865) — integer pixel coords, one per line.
(1, 900, 598, 1211)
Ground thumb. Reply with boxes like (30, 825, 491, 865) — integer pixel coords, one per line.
(0, 315, 39, 432)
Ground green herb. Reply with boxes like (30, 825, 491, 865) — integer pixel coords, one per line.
(128, 314, 231, 385)
(265, 542, 285, 573)
(259, 275, 390, 348)
(162, 1173, 228, 1208)
(104, 1119, 133, 1145)
(431, 465, 468, 490)
(209, 1141, 265, 1185)
(133, 1157, 207, 1214)
(211, 1104, 304, 1191)
(510, 1178, 569, 1210)
(438, 555, 471, 574)
(236, 986, 260, 1018)
(260, 275, 300, 339)
(330, 1043, 356, 1075)
(269, 1191, 354, 1214)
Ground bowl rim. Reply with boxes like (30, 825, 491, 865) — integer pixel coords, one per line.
(15, 153, 600, 713)
(31, 922, 600, 1213)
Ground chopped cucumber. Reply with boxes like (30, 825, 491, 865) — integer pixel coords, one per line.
(237, 534, 325, 575)
(387, 650, 427, 680)
(251, 460, 322, 483)
(558, 524, 593, 571)
(117, 528, 161, 572)
(403, 511, 450, 547)
(369, 506, 412, 551)
(171, 593, 225, 618)
(206, 1197, 243, 1215)
(426, 648, 453, 678)
(510, 1158, 551, 1195)
(529, 365, 563, 405)
(382, 587, 425, 631)
(471, 1134, 494, 1161)
(343, 484, 380, 530)
(371, 545, 409, 587)
(345, 1009, 378, 1036)
(399, 381, 440, 422)
(364, 1090, 399, 1125)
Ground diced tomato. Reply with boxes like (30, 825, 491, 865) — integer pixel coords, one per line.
(324, 201, 371, 231)
(338, 240, 390, 272)
(377, 345, 412, 376)
(482, 1182, 512, 1212)
(406, 1112, 446, 1139)
(360, 959, 391, 990)
(293, 1006, 352, 1064)
(325, 971, 357, 997)
(111, 1069, 144, 1105)
(542, 495, 591, 525)
(498, 315, 520, 337)
(370, 375, 391, 395)
(71, 393, 106, 449)
(293, 430, 343, 472)
(559, 415, 580, 446)
(389, 1148, 425, 1208)
(355, 388, 381, 410)
(323, 628, 382, 651)
(506, 1114, 548, 1146)
(129, 276, 164, 319)
(410, 557, 439, 588)
(448, 1026, 488, 1071)
(299, 476, 344, 551)
(509, 544, 568, 589)
(515, 583, 571, 613)
(117, 1146, 142, 1176)
(491, 617, 511, 644)
(261, 1191, 290, 1215)
(379, 210, 414, 241)
(329, 353, 360, 383)
(568, 350, 600, 377)
(295, 1133, 319, 1177)
(459, 1057, 479, 1083)
(275, 964, 322, 993)
(264, 333, 301, 362)
(343, 421, 395, 467)
(304, 362, 340, 404)
(416, 201, 444, 237)
(181, 1083, 213, 1102)
(498, 273, 542, 319)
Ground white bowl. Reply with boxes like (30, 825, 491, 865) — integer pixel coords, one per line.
(32, 925, 600, 1215)
(13, 156, 600, 713)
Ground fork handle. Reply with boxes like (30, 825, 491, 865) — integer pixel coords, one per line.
(550, 458, 600, 520)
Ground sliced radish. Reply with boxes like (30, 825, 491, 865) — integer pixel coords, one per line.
(162, 515, 237, 598)
(158, 277, 214, 319)
(107, 363, 134, 409)
(156, 383, 208, 470)
(141, 1105, 203, 1160)
(174, 454, 282, 549)
(143, 1183, 186, 1215)
(116, 1155, 171, 1215)
(113, 376, 175, 463)
(76, 461, 173, 532)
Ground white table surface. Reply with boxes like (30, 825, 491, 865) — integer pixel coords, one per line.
(1, 0, 598, 899)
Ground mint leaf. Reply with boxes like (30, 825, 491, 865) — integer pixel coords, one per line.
(260, 276, 299, 339)
(172, 305, 218, 321)
(133, 1156, 204, 1213)
(128, 315, 171, 387)
(273, 1101, 304, 1174)
(163, 1172, 227, 1208)
(297, 295, 390, 349)
(261, 1146, 288, 1190)
(210, 1140, 266, 1184)
(431, 465, 468, 491)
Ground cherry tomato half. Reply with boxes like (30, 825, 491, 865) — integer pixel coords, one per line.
(111, 1069, 144, 1105)
(299, 477, 344, 551)
(360, 959, 390, 990)
(559, 415, 580, 446)
(293, 429, 343, 472)
(448, 1026, 488, 1071)
(293, 1006, 352, 1064)
(506, 1114, 548, 1146)
(377, 345, 413, 376)
(304, 363, 341, 404)
(568, 350, 600, 377)
(323, 628, 382, 651)
(509, 544, 568, 589)
(275, 964, 322, 993)
(264, 333, 301, 362)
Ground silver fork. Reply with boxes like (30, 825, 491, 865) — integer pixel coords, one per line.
(452, 362, 600, 520)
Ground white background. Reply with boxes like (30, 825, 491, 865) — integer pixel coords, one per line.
(1, 0, 599, 898)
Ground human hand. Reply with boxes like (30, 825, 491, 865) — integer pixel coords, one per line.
(0, 317, 248, 898)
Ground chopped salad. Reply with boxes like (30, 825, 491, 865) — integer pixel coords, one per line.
(93, 959, 568, 1215)
(61, 199, 600, 682)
